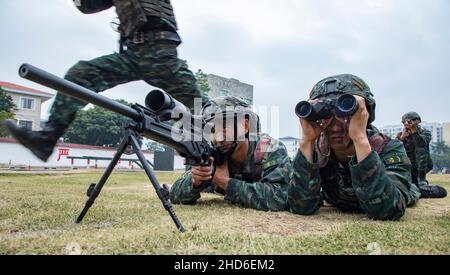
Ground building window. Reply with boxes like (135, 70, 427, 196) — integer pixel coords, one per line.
(18, 120, 33, 130)
(20, 97, 35, 110)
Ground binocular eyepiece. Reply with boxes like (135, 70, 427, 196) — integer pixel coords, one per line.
(295, 94, 359, 121)
(145, 90, 191, 122)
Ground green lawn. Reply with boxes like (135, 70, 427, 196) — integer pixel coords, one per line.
(0, 171, 448, 255)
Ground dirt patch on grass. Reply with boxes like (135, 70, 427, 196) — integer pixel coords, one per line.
(192, 201, 362, 237)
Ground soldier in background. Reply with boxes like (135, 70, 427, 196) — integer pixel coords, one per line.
(397, 112, 447, 199)
(288, 74, 421, 221)
(170, 97, 292, 212)
(5, 0, 206, 161)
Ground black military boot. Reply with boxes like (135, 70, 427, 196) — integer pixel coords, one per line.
(417, 171, 429, 186)
(4, 119, 65, 162)
(418, 184, 448, 199)
(415, 171, 447, 198)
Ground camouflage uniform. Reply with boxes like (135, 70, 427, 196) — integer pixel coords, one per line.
(395, 113, 446, 198)
(50, 0, 205, 130)
(170, 96, 292, 211)
(396, 127, 433, 183)
(170, 133, 292, 211)
(288, 74, 420, 220)
(288, 126, 420, 220)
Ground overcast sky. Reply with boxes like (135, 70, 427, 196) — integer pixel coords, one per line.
(1, 0, 449, 138)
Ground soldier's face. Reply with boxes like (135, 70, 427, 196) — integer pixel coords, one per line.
(403, 120, 412, 129)
(212, 118, 249, 153)
(325, 116, 352, 150)
(403, 119, 419, 129)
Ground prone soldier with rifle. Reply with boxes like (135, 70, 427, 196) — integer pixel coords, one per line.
(170, 97, 294, 212)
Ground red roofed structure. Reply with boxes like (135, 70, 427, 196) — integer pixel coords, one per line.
(0, 81, 54, 98)
(1, 81, 54, 131)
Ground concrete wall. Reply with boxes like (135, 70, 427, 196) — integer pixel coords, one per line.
(0, 139, 185, 171)
(207, 74, 254, 105)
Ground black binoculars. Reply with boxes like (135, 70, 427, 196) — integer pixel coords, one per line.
(402, 119, 413, 125)
(295, 94, 359, 121)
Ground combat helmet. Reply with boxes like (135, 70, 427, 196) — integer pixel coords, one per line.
(202, 96, 260, 138)
(402, 112, 422, 123)
(309, 74, 376, 124)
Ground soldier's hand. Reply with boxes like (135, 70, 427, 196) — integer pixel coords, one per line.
(299, 100, 331, 143)
(348, 95, 370, 143)
(191, 158, 214, 188)
(348, 95, 371, 162)
(212, 158, 230, 192)
(299, 100, 332, 163)
(400, 128, 410, 140)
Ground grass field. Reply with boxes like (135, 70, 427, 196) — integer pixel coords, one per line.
(0, 171, 448, 255)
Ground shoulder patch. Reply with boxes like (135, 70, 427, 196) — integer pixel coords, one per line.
(383, 155, 407, 165)
(262, 160, 278, 170)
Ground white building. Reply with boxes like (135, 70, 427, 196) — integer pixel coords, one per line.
(0, 137, 185, 170)
(0, 81, 53, 131)
(279, 136, 300, 159)
(443, 122, 450, 146)
(380, 122, 444, 143)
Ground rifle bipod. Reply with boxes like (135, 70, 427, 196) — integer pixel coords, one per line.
(75, 127, 186, 232)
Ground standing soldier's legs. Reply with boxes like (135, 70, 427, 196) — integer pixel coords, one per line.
(416, 148, 432, 185)
(410, 161, 419, 184)
(414, 148, 446, 198)
(132, 41, 209, 111)
(6, 52, 140, 161)
(49, 52, 141, 129)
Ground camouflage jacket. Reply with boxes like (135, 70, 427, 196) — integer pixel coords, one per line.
(396, 127, 432, 162)
(113, 0, 178, 38)
(170, 134, 291, 211)
(288, 126, 420, 221)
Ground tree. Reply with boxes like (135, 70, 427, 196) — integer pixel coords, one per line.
(431, 141, 450, 155)
(0, 111, 16, 137)
(0, 87, 16, 113)
(195, 69, 210, 99)
(431, 153, 450, 173)
(0, 87, 16, 137)
(63, 99, 133, 146)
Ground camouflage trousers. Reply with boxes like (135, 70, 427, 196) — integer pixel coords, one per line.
(411, 148, 433, 182)
(48, 39, 205, 129)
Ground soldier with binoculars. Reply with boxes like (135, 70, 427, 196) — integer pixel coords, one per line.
(396, 112, 447, 199)
(286, 74, 421, 220)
